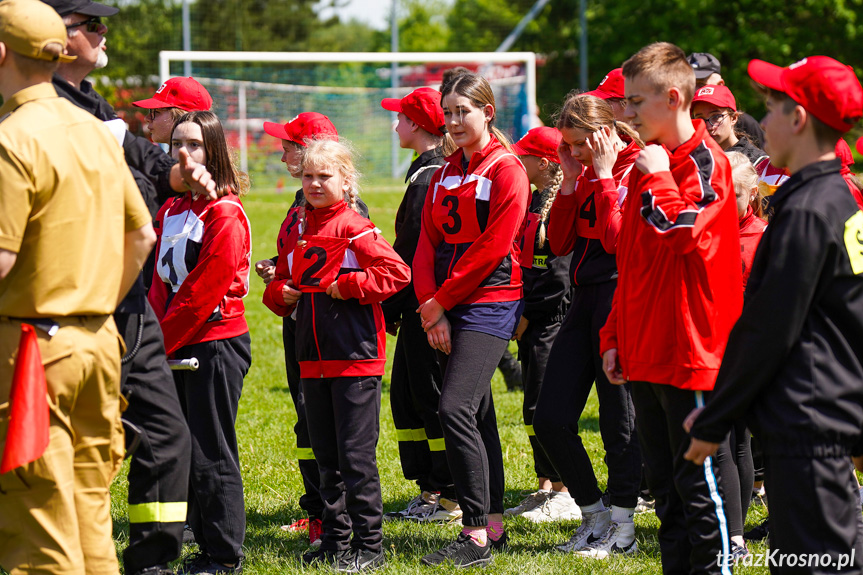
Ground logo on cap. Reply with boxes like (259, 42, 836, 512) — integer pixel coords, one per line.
(789, 58, 808, 70)
(698, 87, 715, 96)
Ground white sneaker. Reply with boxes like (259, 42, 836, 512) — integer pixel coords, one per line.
(414, 497, 463, 524)
(504, 489, 550, 517)
(555, 508, 611, 552)
(387, 491, 437, 521)
(574, 521, 638, 558)
(635, 496, 655, 514)
(522, 490, 581, 523)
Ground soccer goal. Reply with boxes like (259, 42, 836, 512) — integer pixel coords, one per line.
(158, 51, 537, 188)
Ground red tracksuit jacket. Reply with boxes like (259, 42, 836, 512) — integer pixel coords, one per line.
(262, 200, 410, 378)
(149, 192, 251, 355)
(599, 120, 743, 390)
(413, 137, 530, 308)
(738, 206, 767, 290)
(548, 139, 640, 263)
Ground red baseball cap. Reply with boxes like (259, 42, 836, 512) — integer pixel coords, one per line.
(583, 68, 625, 100)
(133, 77, 213, 112)
(263, 112, 339, 146)
(856, 136, 863, 156)
(748, 56, 863, 133)
(692, 84, 737, 111)
(381, 87, 445, 136)
(512, 127, 563, 164)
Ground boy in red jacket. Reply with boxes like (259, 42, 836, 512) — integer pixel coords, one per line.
(600, 42, 742, 574)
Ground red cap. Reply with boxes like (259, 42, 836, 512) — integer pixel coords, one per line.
(856, 137, 863, 156)
(381, 87, 445, 136)
(511, 127, 563, 164)
(748, 56, 863, 133)
(263, 112, 339, 146)
(133, 77, 213, 112)
(693, 84, 737, 111)
(583, 68, 625, 100)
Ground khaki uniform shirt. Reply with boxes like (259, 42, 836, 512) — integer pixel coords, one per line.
(0, 83, 150, 318)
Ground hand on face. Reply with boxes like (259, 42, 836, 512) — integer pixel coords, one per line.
(586, 127, 619, 179)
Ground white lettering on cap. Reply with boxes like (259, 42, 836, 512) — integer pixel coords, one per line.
(789, 58, 808, 70)
(155, 82, 169, 94)
(599, 74, 610, 86)
(698, 86, 715, 95)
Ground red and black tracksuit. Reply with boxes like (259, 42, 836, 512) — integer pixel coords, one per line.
(380, 148, 456, 501)
(413, 136, 529, 527)
(515, 188, 571, 483)
(692, 158, 863, 573)
(263, 200, 410, 554)
(533, 139, 642, 510)
(600, 121, 743, 574)
(149, 192, 252, 566)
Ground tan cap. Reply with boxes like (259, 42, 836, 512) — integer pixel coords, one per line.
(0, 0, 76, 63)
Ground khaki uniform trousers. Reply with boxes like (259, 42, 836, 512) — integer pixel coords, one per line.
(0, 316, 124, 575)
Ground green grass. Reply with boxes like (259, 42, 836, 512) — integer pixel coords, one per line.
(109, 177, 774, 573)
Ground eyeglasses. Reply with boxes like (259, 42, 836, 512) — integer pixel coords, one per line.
(65, 16, 102, 33)
(703, 113, 729, 128)
(147, 108, 169, 121)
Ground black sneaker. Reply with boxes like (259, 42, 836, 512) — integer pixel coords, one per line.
(179, 553, 242, 575)
(489, 531, 509, 551)
(421, 533, 493, 567)
(334, 548, 386, 573)
(743, 517, 769, 542)
(130, 566, 173, 575)
(301, 547, 350, 567)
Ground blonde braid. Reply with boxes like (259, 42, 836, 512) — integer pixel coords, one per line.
(537, 163, 564, 248)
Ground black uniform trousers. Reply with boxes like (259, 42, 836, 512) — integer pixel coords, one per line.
(437, 329, 507, 527)
(389, 310, 455, 498)
(303, 375, 383, 553)
(713, 420, 753, 539)
(115, 304, 191, 575)
(282, 316, 323, 519)
(516, 314, 561, 482)
(765, 455, 863, 574)
(632, 382, 731, 575)
(534, 280, 641, 508)
(174, 333, 251, 564)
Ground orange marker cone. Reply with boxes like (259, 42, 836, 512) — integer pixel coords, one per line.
(1, 324, 49, 474)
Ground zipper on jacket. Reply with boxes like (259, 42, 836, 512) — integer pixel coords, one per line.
(310, 294, 324, 377)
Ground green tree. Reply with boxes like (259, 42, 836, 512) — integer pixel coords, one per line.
(398, 0, 451, 52)
(102, 0, 182, 81)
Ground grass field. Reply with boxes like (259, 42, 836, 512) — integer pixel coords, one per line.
(108, 178, 772, 574)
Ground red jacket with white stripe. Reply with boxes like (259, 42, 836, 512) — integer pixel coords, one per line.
(149, 192, 251, 355)
(738, 206, 767, 290)
(599, 121, 743, 390)
(262, 200, 410, 378)
(413, 137, 530, 308)
(547, 139, 640, 287)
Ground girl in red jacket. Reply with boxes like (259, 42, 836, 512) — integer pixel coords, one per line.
(413, 69, 530, 567)
(504, 127, 579, 523)
(149, 111, 251, 573)
(533, 94, 644, 558)
(262, 139, 410, 572)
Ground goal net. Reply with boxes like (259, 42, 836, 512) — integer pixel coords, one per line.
(159, 51, 537, 189)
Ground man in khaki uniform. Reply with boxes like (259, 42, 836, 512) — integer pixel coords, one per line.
(0, 1, 154, 574)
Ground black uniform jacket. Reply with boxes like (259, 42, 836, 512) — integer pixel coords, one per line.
(691, 159, 863, 457)
(521, 189, 571, 322)
(381, 148, 445, 323)
(53, 75, 177, 205)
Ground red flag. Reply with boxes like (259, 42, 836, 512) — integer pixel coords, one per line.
(1, 324, 49, 473)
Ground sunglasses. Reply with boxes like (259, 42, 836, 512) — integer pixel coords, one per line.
(65, 16, 102, 33)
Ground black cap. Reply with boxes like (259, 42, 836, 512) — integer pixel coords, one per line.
(687, 52, 722, 79)
(41, 0, 119, 17)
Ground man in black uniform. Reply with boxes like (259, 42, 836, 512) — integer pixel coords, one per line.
(686, 55, 863, 573)
(41, 1, 210, 573)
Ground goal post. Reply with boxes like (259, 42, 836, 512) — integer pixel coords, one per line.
(158, 51, 537, 186)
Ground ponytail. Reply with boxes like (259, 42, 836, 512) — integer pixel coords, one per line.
(537, 163, 564, 248)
